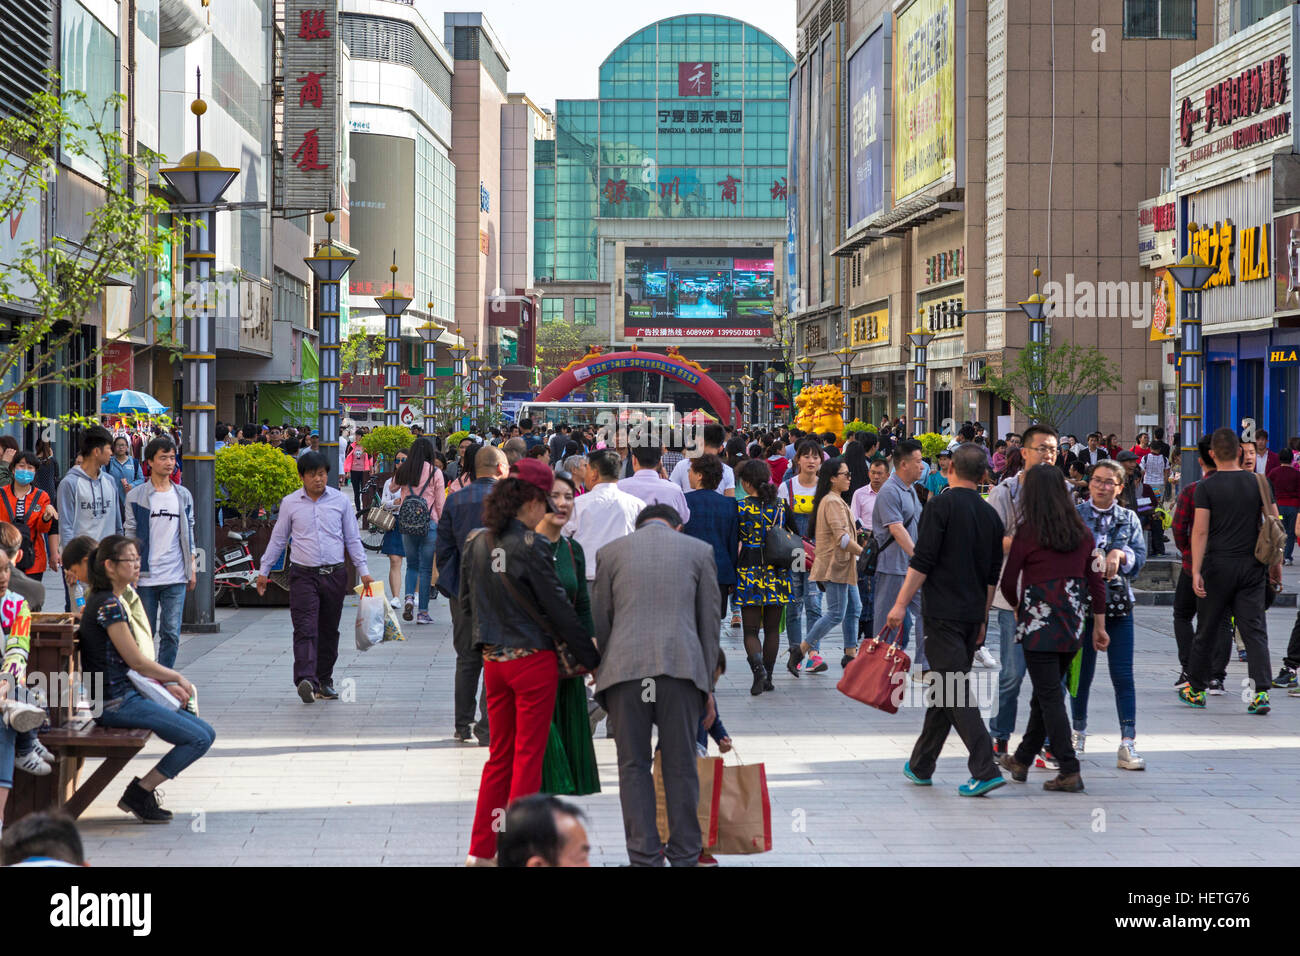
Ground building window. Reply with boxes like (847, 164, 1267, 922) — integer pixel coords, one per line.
(574, 297, 596, 326)
(1232, 0, 1290, 33)
(1123, 0, 1196, 39)
(60, 0, 118, 179)
(542, 298, 565, 324)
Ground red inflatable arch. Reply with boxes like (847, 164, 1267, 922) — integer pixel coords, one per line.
(536, 347, 737, 426)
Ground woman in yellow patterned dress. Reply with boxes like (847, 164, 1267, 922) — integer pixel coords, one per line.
(734, 458, 792, 694)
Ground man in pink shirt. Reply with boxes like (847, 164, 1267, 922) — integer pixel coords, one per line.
(850, 459, 889, 639)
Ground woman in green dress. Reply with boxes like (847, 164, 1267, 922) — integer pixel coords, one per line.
(537, 470, 600, 796)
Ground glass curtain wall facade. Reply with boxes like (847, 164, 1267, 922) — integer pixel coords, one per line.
(416, 134, 455, 323)
(546, 15, 792, 282)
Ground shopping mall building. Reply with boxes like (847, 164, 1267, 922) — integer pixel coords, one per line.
(534, 14, 794, 413)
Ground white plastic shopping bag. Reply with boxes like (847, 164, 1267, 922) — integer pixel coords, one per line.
(354, 581, 387, 651)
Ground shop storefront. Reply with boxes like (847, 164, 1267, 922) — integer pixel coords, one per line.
(1172, 6, 1299, 442)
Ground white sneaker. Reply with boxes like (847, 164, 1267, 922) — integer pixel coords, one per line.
(1, 698, 45, 734)
(15, 749, 51, 776)
(389, 596, 401, 610)
(1117, 740, 1146, 771)
(31, 739, 56, 763)
(974, 647, 999, 668)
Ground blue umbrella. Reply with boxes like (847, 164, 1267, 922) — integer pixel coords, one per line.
(101, 389, 169, 415)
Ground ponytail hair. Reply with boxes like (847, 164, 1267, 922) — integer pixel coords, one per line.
(737, 458, 777, 503)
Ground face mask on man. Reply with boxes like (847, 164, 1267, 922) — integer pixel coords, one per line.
(13, 469, 35, 485)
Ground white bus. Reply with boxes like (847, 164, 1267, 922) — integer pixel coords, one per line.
(516, 401, 683, 447)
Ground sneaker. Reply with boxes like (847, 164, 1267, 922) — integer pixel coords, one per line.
(453, 727, 473, 743)
(992, 738, 1008, 757)
(697, 852, 720, 866)
(1289, 685, 1300, 698)
(0, 698, 45, 734)
(1207, 678, 1225, 696)
(1272, 666, 1298, 689)
(417, 611, 433, 625)
(1174, 670, 1190, 688)
(1071, 731, 1086, 755)
(389, 596, 401, 610)
(30, 739, 56, 763)
(1179, 685, 1206, 708)
(973, 646, 999, 668)
(297, 679, 316, 704)
(902, 761, 932, 786)
(117, 777, 173, 823)
(403, 596, 415, 622)
(1247, 691, 1271, 715)
(1035, 750, 1059, 771)
(15, 749, 52, 776)
(958, 775, 1006, 797)
(730, 612, 741, 628)
(803, 652, 828, 673)
(1238, 648, 1248, 662)
(1117, 740, 1146, 771)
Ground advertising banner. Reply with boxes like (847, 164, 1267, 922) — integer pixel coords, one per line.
(1276, 211, 1300, 311)
(848, 27, 885, 229)
(787, 69, 800, 312)
(283, 0, 339, 211)
(894, 0, 956, 201)
(624, 247, 775, 336)
(347, 134, 415, 299)
(1138, 193, 1178, 267)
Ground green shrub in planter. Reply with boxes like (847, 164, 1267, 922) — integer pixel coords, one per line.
(215, 443, 303, 526)
(447, 429, 470, 448)
(915, 432, 951, 462)
(842, 419, 878, 441)
(358, 426, 414, 471)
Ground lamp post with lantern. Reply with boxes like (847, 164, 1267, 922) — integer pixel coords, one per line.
(303, 211, 354, 481)
(907, 309, 936, 437)
(374, 256, 411, 428)
(1167, 244, 1215, 491)
(740, 374, 754, 429)
(160, 75, 238, 632)
(420, 302, 439, 435)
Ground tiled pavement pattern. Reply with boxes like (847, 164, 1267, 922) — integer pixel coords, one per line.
(57, 554, 1300, 866)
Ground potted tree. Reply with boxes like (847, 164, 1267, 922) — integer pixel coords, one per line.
(213, 443, 304, 605)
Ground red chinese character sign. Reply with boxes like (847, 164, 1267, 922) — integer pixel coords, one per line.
(283, 0, 338, 210)
(678, 62, 713, 97)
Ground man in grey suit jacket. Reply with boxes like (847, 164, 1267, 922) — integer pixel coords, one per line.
(592, 503, 721, 867)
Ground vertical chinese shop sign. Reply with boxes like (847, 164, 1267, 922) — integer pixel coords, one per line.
(284, 0, 339, 210)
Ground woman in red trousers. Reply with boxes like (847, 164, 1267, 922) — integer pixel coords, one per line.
(459, 459, 600, 865)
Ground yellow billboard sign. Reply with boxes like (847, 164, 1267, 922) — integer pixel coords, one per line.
(894, 0, 956, 200)
(1150, 269, 1176, 342)
(850, 307, 889, 347)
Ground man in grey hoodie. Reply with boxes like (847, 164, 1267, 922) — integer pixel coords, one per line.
(56, 426, 122, 546)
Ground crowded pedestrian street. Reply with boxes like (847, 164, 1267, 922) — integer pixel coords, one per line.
(56, 564, 1300, 868)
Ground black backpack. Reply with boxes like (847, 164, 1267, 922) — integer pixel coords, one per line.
(1, 490, 38, 573)
(397, 469, 436, 536)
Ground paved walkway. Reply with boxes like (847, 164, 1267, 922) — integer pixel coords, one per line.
(61, 555, 1300, 866)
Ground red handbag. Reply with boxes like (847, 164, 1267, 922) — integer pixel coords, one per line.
(836, 628, 912, 714)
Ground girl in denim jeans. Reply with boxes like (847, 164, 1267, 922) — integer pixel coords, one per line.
(1074, 460, 1148, 771)
(77, 535, 215, 823)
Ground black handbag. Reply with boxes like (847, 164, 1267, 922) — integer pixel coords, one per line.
(761, 503, 804, 570)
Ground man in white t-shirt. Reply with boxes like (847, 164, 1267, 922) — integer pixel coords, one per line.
(669, 423, 735, 497)
(123, 437, 196, 669)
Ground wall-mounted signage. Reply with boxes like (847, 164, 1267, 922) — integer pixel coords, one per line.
(1188, 218, 1270, 289)
(1138, 193, 1178, 267)
(925, 247, 963, 284)
(894, 0, 956, 200)
(850, 306, 889, 347)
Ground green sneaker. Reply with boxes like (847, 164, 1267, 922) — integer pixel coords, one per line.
(1247, 691, 1271, 715)
(1178, 685, 1206, 708)
(1289, 685, 1300, 698)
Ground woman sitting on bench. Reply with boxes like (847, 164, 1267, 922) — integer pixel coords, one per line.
(78, 535, 215, 824)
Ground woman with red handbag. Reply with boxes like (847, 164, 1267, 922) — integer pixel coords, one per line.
(997, 465, 1109, 793)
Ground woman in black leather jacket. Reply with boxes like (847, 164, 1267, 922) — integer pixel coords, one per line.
(462, 459, 600, 866)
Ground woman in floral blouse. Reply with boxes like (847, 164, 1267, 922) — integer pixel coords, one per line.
(997, 465, 1108, 794)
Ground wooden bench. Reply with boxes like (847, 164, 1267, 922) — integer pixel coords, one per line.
(3, 617, 154, 825)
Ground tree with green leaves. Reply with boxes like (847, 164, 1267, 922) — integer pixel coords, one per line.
(214, 442, 303, 528)
(339, 328, 384, 375)
(981, 334, 1122, 433)
(536, 318, 587, 384)
(0, 75, 185, 431)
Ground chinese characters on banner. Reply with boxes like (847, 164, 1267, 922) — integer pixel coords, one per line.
(284, 0, 338, 209)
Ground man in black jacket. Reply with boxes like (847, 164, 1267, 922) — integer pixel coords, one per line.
(435, 445, 509, 744)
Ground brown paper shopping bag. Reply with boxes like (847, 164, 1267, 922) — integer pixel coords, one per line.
(653, 752, 722, 849)
(712, 754, 772, 855)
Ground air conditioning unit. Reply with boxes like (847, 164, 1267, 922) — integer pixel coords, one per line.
(967, 358, 986, 383)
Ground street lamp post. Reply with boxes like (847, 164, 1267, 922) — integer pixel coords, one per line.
(1167, 244, 1215, 492)
(834, 346, 853, 425)
(1018, 268, 1050, 424)
(739, 374, 753, 429)
(420, 302, 438, 435)
(467, 354, 485, 430)
(907, 309, 936, 438)
(763, 367, 777, 427)
(374, 257, 411, 428)
(493, 373, 506, 423)
(448, 338, 469, 430)
(160, 77, 238, 633)
(798, 355, 814, 387)
(304, 211, 355, 482)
